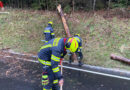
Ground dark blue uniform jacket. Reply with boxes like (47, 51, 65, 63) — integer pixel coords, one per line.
(38, 38, 67, 80)
(44, 24, 55, 42)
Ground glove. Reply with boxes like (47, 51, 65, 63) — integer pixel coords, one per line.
(59, 79, 64, 86)
(60, 58, 64, 65)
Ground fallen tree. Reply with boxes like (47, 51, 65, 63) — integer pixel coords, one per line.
(57, 4, 77, 61)
(110, 54, 130, 64)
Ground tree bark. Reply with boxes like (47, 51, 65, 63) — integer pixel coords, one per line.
(46, 0, 48, 10)
(55, 0, 57, 8)
(72, 0, 75, 13)
(90, 0, 93, 10)
(108, 0, 111, 10)
(57, 4, 71, 37)
(93, 0, 96, 11)
(126, 0, 128, 6)
(57, 4, 77, 61)
(107, 0, 111, 17)
(21, 0, 22, 8)
(110, 54, 130, 64)
(17, 0, 19, 8)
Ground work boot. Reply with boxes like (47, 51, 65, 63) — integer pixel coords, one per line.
(69, 57, 72, 64)
(78, 60, 83, 67)
(69, 53, 73, 64)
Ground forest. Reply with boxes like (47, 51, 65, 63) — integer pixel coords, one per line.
(1, 0, 130, 11)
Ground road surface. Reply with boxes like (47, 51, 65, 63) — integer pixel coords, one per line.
(0, 57, 130, 90)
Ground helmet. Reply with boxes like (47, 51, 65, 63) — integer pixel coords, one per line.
(48, 21, 53, 25)
(65, 38, 79, 53)
(74, 34, 80, 37)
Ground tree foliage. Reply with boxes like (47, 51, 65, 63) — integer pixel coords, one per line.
(112, 0, 129, 8)
(1, 0, 129, 11)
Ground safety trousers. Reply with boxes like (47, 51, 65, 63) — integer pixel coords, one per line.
(44, 33, 52, 43)
(42, 65, 60, 90)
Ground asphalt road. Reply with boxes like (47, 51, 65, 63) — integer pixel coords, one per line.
(0, 58, 130, 90)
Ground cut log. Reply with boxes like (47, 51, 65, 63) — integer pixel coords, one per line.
(57, 5, 78, 90)
(57, 4, 77, 61)
(57, 4, 71, 37)
(110, 54, 130, 64)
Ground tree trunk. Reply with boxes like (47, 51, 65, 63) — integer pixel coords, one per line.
(72, 0, 75, 13)
(20, 0, 23, 8)
(46, 0, 48, 10)
(111, 54, 130, 64)
(107, 0, 111, 17)
(93, 0, 96, 11)
(126, 0, 128, 6)
(108, 0, 111, 10)
(90, 0, 93, 10)
(9, 0, 11, 7)
(57, 4, 78, 62)
(55, 0, 58, 10)
(17, 0, 19, 8)
(57, 5, 71, 37)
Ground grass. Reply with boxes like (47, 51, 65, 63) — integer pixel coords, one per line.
(0, 8, 130, 70)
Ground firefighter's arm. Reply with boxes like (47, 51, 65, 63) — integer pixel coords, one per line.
(79, 38, 82, 51)
(50, 28, 55, 38)
(51, 51, 63, 80)
(60, 51, 67, 58)
(77, 46, 83, 60)
(76, 40, 82, 53)
(78, 51, 83, 60)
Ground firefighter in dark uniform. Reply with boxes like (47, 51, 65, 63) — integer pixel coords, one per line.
(38, 37, 79, 90)
(44, 21, 55, 43)
(69, 34, 83, 66)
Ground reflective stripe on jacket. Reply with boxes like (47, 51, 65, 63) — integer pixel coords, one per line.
(44, 24, 55, 42)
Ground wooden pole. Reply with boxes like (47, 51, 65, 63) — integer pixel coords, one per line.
(110, 54, 130, 64)
(57, 4, 71, 37)
(57, 4, 78, 60)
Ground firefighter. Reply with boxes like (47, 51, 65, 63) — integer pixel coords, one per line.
(43, 21, 55, 43)
(38, 37, 79, 90)
(69, 34, 83, 66)
(0, 1, 4, 11)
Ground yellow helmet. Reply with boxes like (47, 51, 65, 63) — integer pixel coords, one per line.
(74, 34, 80, 37)
(48, 21, 53, 25)
(65, 38, 79, 53)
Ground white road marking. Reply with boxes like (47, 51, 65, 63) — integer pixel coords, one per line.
(62, 65, 130, 81)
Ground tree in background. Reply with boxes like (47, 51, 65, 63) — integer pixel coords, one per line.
(1, 0, 129, 11)
(112, 0, 129, 8)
